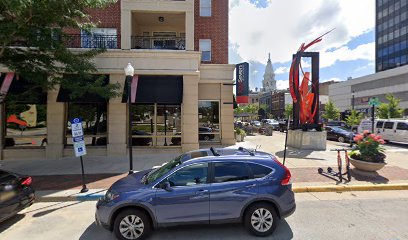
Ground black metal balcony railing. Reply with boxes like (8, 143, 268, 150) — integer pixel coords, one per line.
(131, 36, 185, 50)
(64, 34, 120, 49)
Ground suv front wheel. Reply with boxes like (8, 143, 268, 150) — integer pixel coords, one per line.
(114, 209, 151, 240)
(244, 203, 278, 236)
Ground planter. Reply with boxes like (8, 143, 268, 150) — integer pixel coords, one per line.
(235, 134, 244, 142)
(349, 158, 386, 172)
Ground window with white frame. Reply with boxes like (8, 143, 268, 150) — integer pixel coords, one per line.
(200, 0, 212, 17)
(199, 39, 211, 62)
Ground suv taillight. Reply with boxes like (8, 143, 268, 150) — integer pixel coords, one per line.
(21, 176, 32, 186)
(273, 158, 292, 185)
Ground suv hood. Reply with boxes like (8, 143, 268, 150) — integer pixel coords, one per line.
(110, 169, 152, 193)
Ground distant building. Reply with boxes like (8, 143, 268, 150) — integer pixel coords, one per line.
(376, 0, 408, 72)
(262, 53, 277, 92)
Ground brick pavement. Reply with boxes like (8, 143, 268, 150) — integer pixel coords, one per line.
(31, 165, 408, 191)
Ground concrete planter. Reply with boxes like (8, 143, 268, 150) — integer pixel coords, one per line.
(349, 158, 386, 172)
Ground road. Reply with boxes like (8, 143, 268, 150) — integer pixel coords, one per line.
(1, 191, 408, 240)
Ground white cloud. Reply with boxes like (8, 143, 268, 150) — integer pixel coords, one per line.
(275, 67, 288, 74)
(229, 0, 375, 67)
(276, 80, 289, 90)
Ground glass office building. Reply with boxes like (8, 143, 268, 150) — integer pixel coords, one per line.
(376, 0, 408, 72)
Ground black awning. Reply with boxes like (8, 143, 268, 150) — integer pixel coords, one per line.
(57, 75, 109, 103)
(0, 73, 47, 104)
(122, 75, 183, 104)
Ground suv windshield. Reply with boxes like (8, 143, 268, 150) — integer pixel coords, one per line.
(144, 155, 182, 184)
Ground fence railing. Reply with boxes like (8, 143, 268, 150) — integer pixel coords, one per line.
(64, 34, 119, 49)
(131, 36, 185, 50)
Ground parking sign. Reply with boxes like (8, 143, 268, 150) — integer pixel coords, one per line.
(70, 118, 86, 157)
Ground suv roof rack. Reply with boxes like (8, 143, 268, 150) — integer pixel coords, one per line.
(210, 147, 220, 156)
(238, 146, 255, 156)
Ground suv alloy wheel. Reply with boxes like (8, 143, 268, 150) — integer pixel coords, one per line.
(114, 209, 151, 240)
(244, 203, 278, 236)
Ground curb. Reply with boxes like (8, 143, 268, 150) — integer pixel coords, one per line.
(35, 184, 408, 202)
(36, 193, 105, 202)
(293, 183, 408, 193)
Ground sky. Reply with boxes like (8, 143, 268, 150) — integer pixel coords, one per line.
(229, 0, 375, 91)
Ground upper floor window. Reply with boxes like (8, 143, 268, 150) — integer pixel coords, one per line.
(199, 39, 211, 61)
(200, 0, 212, 17)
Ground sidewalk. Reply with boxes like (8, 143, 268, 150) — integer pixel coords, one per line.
(1, 132, 408, 201)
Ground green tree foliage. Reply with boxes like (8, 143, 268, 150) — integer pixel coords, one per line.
(0, 0, 120, 99)
(284, 104, 293, 119)
(345, 109, 363, 127)
(376, 94, 404, 119)
(322, 100, 340, 120)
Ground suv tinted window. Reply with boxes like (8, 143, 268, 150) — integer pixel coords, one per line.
(397, 122, 408, 130)
(167, 163, 208, 187)
(248, 163, 272, 178)
(376, 121, 384, 128)
(384, 122, 394, 129)
(213, 162, 250, 183)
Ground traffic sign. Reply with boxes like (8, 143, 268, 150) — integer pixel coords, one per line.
(368, 97, 380, 107)
(70, 118, 86, 157)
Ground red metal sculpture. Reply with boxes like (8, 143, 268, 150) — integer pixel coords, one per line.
(289, 30, 333, 127)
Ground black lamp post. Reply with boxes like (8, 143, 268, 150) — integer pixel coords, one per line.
(124, 63, 134, 175)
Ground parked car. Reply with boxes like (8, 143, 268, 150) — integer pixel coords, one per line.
(325, 126, 355, 143)
(250, 120, 262, 127)
(262, 119, 279, 130)
(95, 148, 296, 240)
(358, 119, 408, 144)
(199, 127, 215, 141)
(326, 121, 348, 127)
(0, 170, 35, 223)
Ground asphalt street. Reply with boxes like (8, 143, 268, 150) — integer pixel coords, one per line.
(1, 191, 407, 240)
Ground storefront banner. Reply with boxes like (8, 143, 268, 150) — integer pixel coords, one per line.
(131, 75, 139, 103)
(236, 62, 249, 104)
(0, 72, 15, 103)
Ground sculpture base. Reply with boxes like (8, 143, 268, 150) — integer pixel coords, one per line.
(287, 130, 327, 150)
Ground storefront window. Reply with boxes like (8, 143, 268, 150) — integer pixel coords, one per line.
(5, 104, 47, 148)
(65, 103, 107, 146)
(2, 74, 47, 148)
(198, 101, 220, 142)
(131, 104, 182, 147)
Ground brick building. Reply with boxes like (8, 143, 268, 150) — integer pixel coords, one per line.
(0, 0, 235, 160)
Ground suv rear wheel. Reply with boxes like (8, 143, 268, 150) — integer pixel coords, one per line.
(114, 209, 151, 240)
(244, 203, 278, 236)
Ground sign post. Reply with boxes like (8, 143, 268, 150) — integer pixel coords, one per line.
(368, 97, 380, 133)
(70, 118, 88, 193)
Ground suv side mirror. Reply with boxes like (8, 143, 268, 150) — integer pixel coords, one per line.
(161, 181, 173, 192)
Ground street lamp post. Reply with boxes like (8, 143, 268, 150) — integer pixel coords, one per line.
(124, 63, 134, 175)
(164, 109, 168, 146)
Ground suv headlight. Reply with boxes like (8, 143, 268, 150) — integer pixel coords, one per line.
(104, 190, 119, 202)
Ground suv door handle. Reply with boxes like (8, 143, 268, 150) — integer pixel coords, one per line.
(196, 189, 209, 194)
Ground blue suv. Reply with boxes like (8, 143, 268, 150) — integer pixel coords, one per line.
(95, 148, 295, 239)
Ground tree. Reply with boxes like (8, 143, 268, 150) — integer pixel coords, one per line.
(376, 94, 404, 119)
(322, 100, 340, 120)
(345, 109, 363, 127)
(0, 0, 120, 100)
(284, 104, 293, 119)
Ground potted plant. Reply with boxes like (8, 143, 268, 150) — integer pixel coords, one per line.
(235, 128, 246, 142)
(349, 130, 386, 172)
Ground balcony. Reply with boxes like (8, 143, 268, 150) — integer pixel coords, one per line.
(64, 34, 120, 49)
(131, 36, 185, 50)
